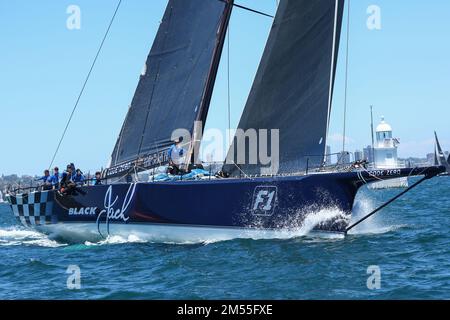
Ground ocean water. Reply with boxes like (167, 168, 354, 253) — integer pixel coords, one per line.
(0, 177, 449, 300)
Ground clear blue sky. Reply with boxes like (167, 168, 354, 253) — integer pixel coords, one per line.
(0, 0, 449, 175)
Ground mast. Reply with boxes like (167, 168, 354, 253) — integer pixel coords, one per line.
(224, 0, 345, 176)
(326, 0, 341, 159)
(107, 0, 234, 178)
(189, 0, 234, 165)
(197, 0, 234, 129)
(341, 0, 351, 157)
(370, 105, 375, 167)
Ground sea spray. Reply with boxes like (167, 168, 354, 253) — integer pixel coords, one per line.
(348, 188, 407, 235)
(0, 227, 65, 247)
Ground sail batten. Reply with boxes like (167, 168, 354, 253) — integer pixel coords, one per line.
(224, 0, 345, 176)
(108, 0, 232, 177)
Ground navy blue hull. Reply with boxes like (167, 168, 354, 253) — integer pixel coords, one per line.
(6, 167, 445, 238)
(58, 173, 359, 232)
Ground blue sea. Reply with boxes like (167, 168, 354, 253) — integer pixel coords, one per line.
(0, 177, 449, 300)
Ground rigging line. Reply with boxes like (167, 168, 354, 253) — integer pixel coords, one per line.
(346, 174, 433, 234)
(227, 23, 232, 146)
(218, 0, 274, 18)
(232, 161, 251, 179)
(48, 0, 123, 170)
(342, 0, 350, 154)
(233, 3, 274, 18)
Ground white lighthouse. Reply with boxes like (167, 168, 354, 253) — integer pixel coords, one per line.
(374, 117, 400, 169)
(370, 117, 408, 189)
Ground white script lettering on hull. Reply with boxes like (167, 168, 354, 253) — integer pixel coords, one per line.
(97, 184, 137, 224)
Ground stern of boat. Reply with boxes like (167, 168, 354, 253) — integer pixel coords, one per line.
(5, 191, 56, 228)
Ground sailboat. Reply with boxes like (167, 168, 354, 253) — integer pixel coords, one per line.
(0, 190, 4, 204)
(434, 132, 450, 175)
(5, 0, 445, 242)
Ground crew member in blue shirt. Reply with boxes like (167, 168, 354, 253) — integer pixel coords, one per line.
(50, 167, 60, 189)
(36, 170, 52, 191)
(167, 137, 185, 175)
(73, 169, 85, 185)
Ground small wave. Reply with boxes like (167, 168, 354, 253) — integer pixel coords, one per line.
(85, 234, 147, 246)
(0, 227, 65, 248)
(348, 224, 407, 236)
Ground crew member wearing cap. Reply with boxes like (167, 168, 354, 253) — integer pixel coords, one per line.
(60, 164, 76, 194)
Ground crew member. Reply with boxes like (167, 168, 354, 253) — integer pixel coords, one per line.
(94, 171, 103, 186)
(167, 137, 186, 175)
(36, 170, 52, 191)
(73, 169, 85, 185)
(50, 167, 60, 189)
(60, 165, 76, 194)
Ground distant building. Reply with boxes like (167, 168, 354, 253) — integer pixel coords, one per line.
(325, 146, 332, 166)
(363, 146, 374, 163)
(354, 150, 363, 162)
(401, 157, 429, 168)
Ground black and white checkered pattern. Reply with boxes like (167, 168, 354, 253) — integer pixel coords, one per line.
(6, 191, 54, 227)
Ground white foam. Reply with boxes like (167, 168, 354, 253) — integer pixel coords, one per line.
(301, 207, 348, 234)
(36, 206, 352, 245)
(348, 192, 406, 236)
(85, 234, 147, 246)
(200, 207, 350, 243)
(0, 228, 43, 239)
(0, 227, 65, 247)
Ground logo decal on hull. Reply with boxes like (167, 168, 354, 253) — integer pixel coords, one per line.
(96, 183, 137, 237)
(69, 207, 97, 216)
(251, 186, 277, 216)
